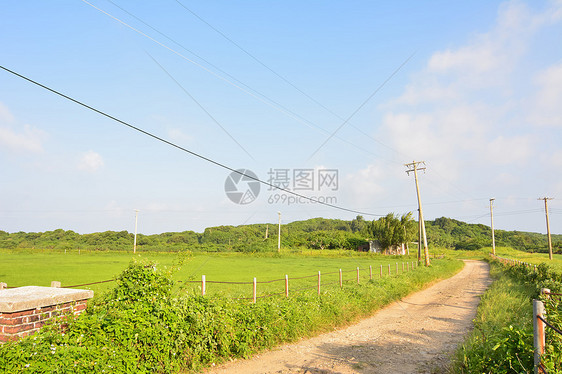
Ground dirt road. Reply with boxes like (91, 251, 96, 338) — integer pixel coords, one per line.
(205, 260, 491, 374)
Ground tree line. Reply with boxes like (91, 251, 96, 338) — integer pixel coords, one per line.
(0, 216, 559, 253)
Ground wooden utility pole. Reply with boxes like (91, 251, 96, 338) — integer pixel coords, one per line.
(417, 208, 422, 262)
(405, 161, 430, 266)
(277, 211, 281, 253)
(133, 209, 139, 254)
(538, 197, 554, 260)
(490, 198, 496, 256)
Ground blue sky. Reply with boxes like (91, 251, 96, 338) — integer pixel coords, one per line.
(1, 0, 561, 235)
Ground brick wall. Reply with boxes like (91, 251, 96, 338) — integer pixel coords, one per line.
(0, 299, 89, 343)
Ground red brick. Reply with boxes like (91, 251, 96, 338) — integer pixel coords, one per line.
(33, 321, 45, 329)
(0, 334, 15, 343)
(0, 317, 24, 326)
(41, 306, 55, 312)
(3, 309, 35, 318)
(3, 323, 34, 334)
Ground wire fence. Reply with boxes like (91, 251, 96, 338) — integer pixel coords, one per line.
(177, 261, 421, 302)
(1, 261, 423, 303)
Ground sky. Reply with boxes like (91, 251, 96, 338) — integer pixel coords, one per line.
(1, 0, 561, 235)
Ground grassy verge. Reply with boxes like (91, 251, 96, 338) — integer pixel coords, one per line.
(453, 255, 562, 373)
(0, 257, 462, 373)
(452, 260, 536, 373)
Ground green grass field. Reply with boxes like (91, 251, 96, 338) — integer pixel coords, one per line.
(492, 246, 562, 269)
(0, 249, 427, 299)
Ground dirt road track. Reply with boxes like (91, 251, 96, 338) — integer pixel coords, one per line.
(205, 260, 491, 374)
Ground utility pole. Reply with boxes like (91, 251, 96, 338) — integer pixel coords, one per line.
(265, 224, 269, 239)
(490, 198, 496, 256)
(405, 161, 430, 266)
(277, 211, 281, 253)
(133, 209, 139, 254)
(417, 208, 422, 262)
(538, 197, 554, 260)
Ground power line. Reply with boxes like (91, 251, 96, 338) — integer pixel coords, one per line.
(146, 52, 254, 160)
(173, 0, 412, 162)
(308, 52, 415, 160)
(82, 0, 400, 163)
(0, 64, 384, 218)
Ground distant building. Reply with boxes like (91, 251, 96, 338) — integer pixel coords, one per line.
(357, 240, 406, 255)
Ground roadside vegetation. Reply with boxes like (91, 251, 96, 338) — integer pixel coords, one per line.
(0, 257, 462, 373)
(452, 248, 562, 373)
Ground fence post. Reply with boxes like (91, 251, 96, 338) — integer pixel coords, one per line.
(317, 271, 321, 296)
(285, 274, 289, 298)
(357, 267, 360, 284)
(202, 275, 206, 296)
(380, 264, 382, 278)
(339, 269, 343, 289)
(396, 262, 398, 275)
(402, 262, 405, 273)
(369, 265, 372, 280)
(388, 264, 391, 276)
(533, 299, 545, 374)
(253, 277, 257, 303)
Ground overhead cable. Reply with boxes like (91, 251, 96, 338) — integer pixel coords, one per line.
(0, 65, 383, 217)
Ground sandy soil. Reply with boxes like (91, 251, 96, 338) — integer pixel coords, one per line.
(205, 260, 491, 374)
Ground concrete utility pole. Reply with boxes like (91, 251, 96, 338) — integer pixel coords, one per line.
(405, 161, 430, 266)
(265, 224, 269, 239)
(490, 198, 496, 256)
(277, 211, 281, 253)
(538, 197, 554, 260)
(133, 209, 139, 254)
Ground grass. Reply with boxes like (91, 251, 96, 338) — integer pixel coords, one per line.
(493, 246, 562, 270)
(0, 248, 435, 298)
(452, 260, 536, 373)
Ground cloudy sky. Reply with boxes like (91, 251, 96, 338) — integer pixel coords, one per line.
(1, 0, 561, 235)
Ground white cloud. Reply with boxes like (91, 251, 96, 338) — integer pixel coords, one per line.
(382, 0, 562, 182)
(484, 135, 533, 164)
(549, 149, 562, 168)
(167, 128, 192, 143)
(342, 163, 386, 204)
(78, 151, 104, 172)
(0, 102, 15, 123)
(0, 102, 47, 154)
(529, 63, 562, 127)
(0, 124, 47, 153)
(494, 172, 520, 186)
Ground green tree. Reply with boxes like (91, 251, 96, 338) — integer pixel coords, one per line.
(369, 213, 415, 251)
